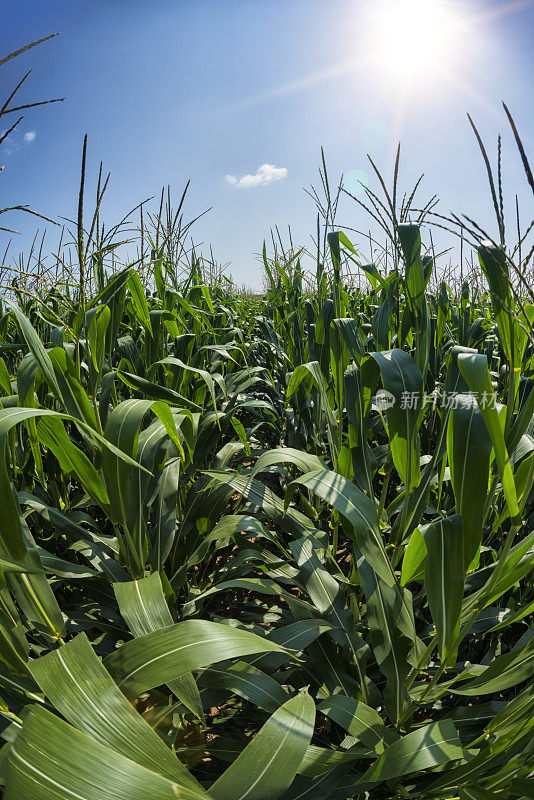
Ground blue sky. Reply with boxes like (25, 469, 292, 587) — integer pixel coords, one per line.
(1, 0, 533, 288)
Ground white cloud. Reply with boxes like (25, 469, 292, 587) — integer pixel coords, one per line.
(24, 131, 37, 143)
(225, 163, 287, 189)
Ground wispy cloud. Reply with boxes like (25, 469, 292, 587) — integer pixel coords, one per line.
(24, 130, 37, 143)
(1, 129, 18, 157)
(225, 163, 287, 189)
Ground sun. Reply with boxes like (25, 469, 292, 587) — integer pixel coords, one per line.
(368, 0, 466, 83)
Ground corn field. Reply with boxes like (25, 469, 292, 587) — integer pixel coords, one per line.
(0, 35, 533, 800)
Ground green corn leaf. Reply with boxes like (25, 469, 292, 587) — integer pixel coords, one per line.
(36, 546, 97, 578)
(318, 696, 397, 752)
(86, 303, 111, 373)
(298, 743, 369, 778)
(452, 635, 534, 696)
(230, 416, 250, 455)
(5, 705, 209, 800)
(128, 271, 153, 333)
(0, 605, 30, 674)
(425, 514, 466, 664)
(361, 349, 423, 491)
(0, 356, 11, 395)
(20, 491, 120, 554)
(185, 514, 288, 568)
(48, 347, 97, 429)
(249, 619, 335, 671)
(0, 406, 152, 474)
(152, 356, 218, 414)
(477, 242, 513, 365)
(150, 456, 181, 570)
(29, 633, 202, 792)
(104, 619, 287, 697)
(286, 361, 339, 463)
(0, 432, 27, 561)
(36, 416, 110, 508)
(447, 394, 492, 568)
(344, 363, 375, 498)
(117, 370, 202, 411)
(362, 719, 463, 782)
(251, 447, 326, 477)
(398, 223, 429, 312)
(114, 573, 204, 721)
(332, 317, 365, 362)
(290, 536, 350, 628)
(5, 299, 62, 402)
(460, 786, 503, 800)
(285, 469, 394, 586)
(458, 353, 520, 522)
(400, 526, 427, 585)
(0, 556, 44, 574)
(508, 375, 534, 454)
(0, 426, 66, 639)
(209, 691, 315, 800)
(198, 660, 289, 713)
(102, 399, 157, 536)
(358, 560, 414, 723)
(15, 352, 45, 483)
(206, 471, 313, 536)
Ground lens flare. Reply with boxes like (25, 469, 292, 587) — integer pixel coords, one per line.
(368, 0, 467, 83)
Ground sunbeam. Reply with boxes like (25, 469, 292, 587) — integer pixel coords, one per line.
(365, 0, 469, 84)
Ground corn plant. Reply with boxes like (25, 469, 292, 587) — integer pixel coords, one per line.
(0, 39, 532, 800)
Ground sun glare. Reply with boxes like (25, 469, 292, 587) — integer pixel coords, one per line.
(368, 0, 466, 83)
